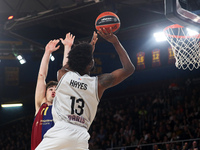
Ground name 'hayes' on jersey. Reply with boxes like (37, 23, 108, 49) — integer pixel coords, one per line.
(52, 71, 99, 130)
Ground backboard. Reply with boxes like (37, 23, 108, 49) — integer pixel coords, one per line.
(164, 0, 200, 71)
(164, 0, 200, 31)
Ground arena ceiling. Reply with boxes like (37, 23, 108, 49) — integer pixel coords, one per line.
(0, 0, 166, 52)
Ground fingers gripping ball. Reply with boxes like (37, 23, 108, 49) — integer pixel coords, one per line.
(95, 11, 120, 33)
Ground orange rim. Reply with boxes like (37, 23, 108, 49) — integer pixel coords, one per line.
(163, 24, 200, 38)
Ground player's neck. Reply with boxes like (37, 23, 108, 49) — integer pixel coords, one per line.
(45, 101, 53, 106)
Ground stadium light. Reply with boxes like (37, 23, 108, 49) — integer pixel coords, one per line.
(17, 55, 23, 60)
(50, 54, 55, 61)
(8, 15, 14, 20)
(186, 28, 199, 36)
(19, 59, 26, 64)
(1, 103, 23, 108)
(153, 32, 167, 42)
(15, 54, 26, 64)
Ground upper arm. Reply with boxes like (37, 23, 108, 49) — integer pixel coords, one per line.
(35, 74, 46, 114)
(98, 68, 134, 98)
(57, 67, 68, 82)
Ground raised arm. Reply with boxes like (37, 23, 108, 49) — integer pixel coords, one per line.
(60, 32, 75, 66)
(97, 28, 135, 99)
(35, 39, 60, 115)
(57, 32, 98, 82)
(90, 31, 98, 53)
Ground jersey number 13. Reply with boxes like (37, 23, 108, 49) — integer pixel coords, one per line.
(70, 96, 84, 115)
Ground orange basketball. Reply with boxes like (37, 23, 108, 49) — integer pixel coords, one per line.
(95, 11, 120, 33)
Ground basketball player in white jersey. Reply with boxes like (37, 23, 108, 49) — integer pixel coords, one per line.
(36, 28, 135, 150)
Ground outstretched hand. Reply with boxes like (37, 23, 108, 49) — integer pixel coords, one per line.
(45, 39, 60, 53)
(90, 31, 98, 53)
(97, 27, 118, 44)
(60, 32, 75, 47)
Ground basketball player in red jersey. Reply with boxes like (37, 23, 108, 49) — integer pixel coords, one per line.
(31, 33, 75, 150)
(36, 28, 134, 150)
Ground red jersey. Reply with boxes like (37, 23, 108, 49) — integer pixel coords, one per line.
(31, 103, 54, 150)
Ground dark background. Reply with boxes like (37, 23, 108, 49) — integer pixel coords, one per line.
(0, 0, 200, 126)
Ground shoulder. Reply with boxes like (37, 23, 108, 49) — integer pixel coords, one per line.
(35, 102, 48, 116)
(39, 103, 49, 109)
(57, 68, 69, 81)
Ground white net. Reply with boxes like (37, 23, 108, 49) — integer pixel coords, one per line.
(163, 24, 200, 71)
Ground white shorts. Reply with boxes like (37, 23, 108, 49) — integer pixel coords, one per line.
(35, 121, 90, 150)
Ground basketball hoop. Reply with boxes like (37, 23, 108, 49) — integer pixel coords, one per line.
(163, 24, 200, 71)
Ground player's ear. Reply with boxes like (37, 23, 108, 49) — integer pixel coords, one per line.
(91, 59, 95, 69)
(87, 59, 94, 71)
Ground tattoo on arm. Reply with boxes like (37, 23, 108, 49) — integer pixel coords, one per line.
(99, 74, 115, 88)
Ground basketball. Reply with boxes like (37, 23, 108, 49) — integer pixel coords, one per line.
(95, 11, 120, 33)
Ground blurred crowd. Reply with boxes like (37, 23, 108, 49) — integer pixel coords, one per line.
(0, 116, 32, 150)
(88, 79, 200, 150)
(0, 78, 200, 150)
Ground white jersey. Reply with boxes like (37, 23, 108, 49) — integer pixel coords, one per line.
(52, 71, 99, 130)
